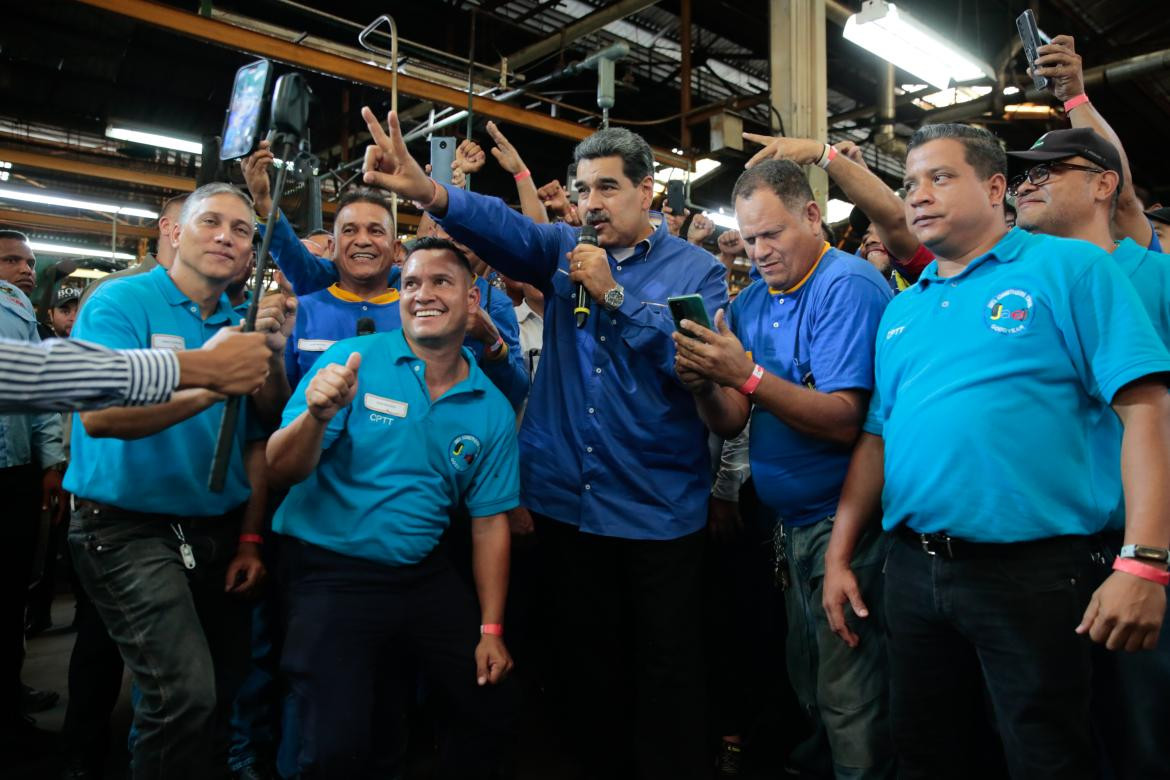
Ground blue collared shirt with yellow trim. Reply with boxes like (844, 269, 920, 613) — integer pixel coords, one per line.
(285, 284, 402, 387)
(437, 186, 729, 541)
(865, 228, 1170, 543)
(729, 245, 891, 526)
(273, 329, 520, 566)
(260, 211, 529, 409)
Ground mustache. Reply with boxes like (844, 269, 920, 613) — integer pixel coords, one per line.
(584, 211, 610, 225)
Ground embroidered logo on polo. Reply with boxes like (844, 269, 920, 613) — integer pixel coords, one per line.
(984, 289, 1033, 334)
(448, 434, 481, 473)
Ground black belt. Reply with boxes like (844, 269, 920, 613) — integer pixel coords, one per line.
(75, 498, 239, 526)
(894, 525, 1099, 561)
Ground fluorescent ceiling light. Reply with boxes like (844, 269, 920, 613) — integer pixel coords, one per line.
(826, 198, 854, 224)
(29, 241, 135, 261)
(653, 159, 722, 188)
(911, 85, 993, 111)
(1003, 86, 1021, 96)
(0, 185, 158, 219)
(1004, 103, 1056, 118)
(706, 211, 739, 230)
(843, 0, 994, 90)
(106, 125, 203, 155)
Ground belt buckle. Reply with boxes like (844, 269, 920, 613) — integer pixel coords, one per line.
(920, 533, 954, 558)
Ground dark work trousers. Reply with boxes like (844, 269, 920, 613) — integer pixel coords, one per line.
(280, 539, 517, 780)
(884, 530, 1108, 780)
(534, 515, 708, 780)
(27, 514, 68, 630)
(61, 587, 126, 773)
(1091, 534, 1170, 780)
(68, 502, 251, 780)
(1, 463, 40, 722)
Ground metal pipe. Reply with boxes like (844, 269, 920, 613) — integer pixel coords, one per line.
(501, 0, 659, 71)
(922, 47, 1170, 123)
(825, 0, 854, 27)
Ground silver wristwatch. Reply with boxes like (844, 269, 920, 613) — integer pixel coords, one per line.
(602, 284, 625, 311)
(1119, 544, 1170, 564)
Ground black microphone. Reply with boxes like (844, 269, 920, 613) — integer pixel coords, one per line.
(357, 317, 376, 336)
(575, 225, 598, 329)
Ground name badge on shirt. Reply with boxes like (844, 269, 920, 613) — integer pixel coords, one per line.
(297, 339, 335, 352)
(364, 393, 408, 418)
(150, 334, 185, 351)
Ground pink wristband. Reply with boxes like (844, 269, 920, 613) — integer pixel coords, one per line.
(480, 623, 504, 636)
(238, 533, 264, 545)
(513, 169, 531, 182)
(1064, 94, 1090, 112)
(737, 364, 765, 396)
(414, 178, 443, 212)
(1113, 556, 1170, 586)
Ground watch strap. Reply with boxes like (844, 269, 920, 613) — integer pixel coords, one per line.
(1119, 544, 1170, 564)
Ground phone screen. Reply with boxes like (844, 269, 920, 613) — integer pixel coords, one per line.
(221, 60, 272, 160)
(430, 137, 456, 187)
(668, 294, 713, 338)
(1016, 11, 1049, 91)
(667, 180, 686, 214)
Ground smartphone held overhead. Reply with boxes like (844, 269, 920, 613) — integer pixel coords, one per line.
(1016, 10, 1052, 91)
(220, 59, 274, 161)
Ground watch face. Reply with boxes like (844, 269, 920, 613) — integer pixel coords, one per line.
(604, 286, 624, 310)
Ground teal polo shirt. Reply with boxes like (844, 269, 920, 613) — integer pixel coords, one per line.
(865, 228, 1170, 543)
(65, 266, 254, 514)
(1111, 238, 1170, 345)
(273, 329, 520, 567)
(728, 245, 891, 525)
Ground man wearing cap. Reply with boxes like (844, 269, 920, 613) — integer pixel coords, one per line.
(1007, 124, 1170, 780)
(1033, 34, 1162, 253)
(822, 122, 1170, 780)
(49, 284, 80, 338)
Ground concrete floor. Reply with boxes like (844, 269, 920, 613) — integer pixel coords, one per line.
(12, 593, 801, 780)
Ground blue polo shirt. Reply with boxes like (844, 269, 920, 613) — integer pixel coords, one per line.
(273, 329, 520, 566)
(438, 186, 728, 540)
(1111, 238, 1170, 344)
(65, 266, 254, 514)
(729, 245, 891, 525)
(286, 285, 402, 387)
(865, 228, 1170, 542)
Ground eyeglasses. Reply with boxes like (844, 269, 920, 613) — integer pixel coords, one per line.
(1008, 161, 1106, 196)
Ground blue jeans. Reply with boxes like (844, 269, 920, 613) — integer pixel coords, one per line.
(884, 530, 1108, 780)
(69, 503, 251, 780)
(782, 517, 895, 780)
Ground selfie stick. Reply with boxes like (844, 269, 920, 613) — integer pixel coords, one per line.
(209, 73, 312, 492)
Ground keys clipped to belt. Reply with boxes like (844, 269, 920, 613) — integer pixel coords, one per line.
(170, 523, 196, 570)
(772, 522, 790, 591)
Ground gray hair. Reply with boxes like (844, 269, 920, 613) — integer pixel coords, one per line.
(573, 127, 655, 185)
(907, 124, 1007, 180)
(731, 159, 815, 212)
(178, 182, 254, 227)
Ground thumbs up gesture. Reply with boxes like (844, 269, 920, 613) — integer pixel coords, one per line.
(306, 352, 362, 421)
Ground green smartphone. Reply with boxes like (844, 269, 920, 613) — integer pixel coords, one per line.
(668, 294, 713, 337)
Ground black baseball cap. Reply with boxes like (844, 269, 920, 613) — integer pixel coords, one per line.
(1146, 206, 1170, 226)
(1007, 128, 1124, 188)
(51, 284, 81, 308)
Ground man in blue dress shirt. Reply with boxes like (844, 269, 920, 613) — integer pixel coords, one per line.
(673, 159, 894, 779)
(359, 108, 727, 779)
(823, 124, 1170, 780)
(1006, 125, 1170, 780)
(267, 237, 518, 778)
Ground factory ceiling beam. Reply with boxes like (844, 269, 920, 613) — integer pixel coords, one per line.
(0, 147, 196, 192)
(0, 208, 156, 240)
(76, 0, 691, 168)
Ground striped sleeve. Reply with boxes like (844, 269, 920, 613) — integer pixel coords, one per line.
(0, 338, 179, 413)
